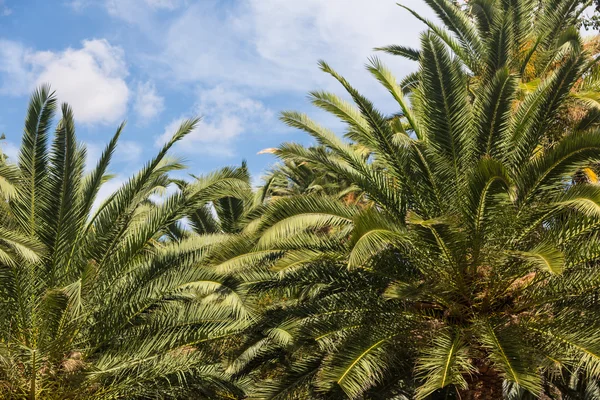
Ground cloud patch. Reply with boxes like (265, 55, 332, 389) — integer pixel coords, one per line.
(144, 0, 183, 10)
(0, 39, 35, 95)
(0, 39, 129, 125)
(133, 81, 164, 121)
(158, 0, 433, 102)
(92, 175, 126, 211)
(115, 140, 143, 163)
(85, 139, 143, 173)
(0, 140, 19, 163)
(156, 86, 273, 157)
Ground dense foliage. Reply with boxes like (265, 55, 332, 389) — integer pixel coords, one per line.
(1, 0, 600, 398)
(0, 89, 258, 399)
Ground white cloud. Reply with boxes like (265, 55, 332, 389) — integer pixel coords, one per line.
(196, 85, 272, 120)
(144, 0, 182, 10)
(158, 0, 434, 102)
(134, 81, 164, 121)
(81, 0, 436, 141)
(149, 182, 180, 204)
(156, 116, 241, 157)
(115, 140, 143, 163)
(104, 0, 183, 27)
(84, 142, 102, 172)
(105, 0, 153, 24)
(66, 0, 89, 11)
(1, 140, 19, 163)
(0, 39, 129, 125)
(156, 85, 273, 157)
(34, 40, 129, 125)
(0, 39, 35, 95)
(93, 175, 125, 211)
(106, 0, 182, 13)
(85, 139, 143, 172)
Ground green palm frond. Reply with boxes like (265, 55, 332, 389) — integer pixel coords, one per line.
(415, 330, 474, 399)
(476, 320, 543, 394)
(0, 94, 253, 398)
(239, 1, 600, 398)
(12, 85, 56, 235)
(374, 44, 421, 61)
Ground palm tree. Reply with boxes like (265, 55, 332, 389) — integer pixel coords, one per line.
(258, 146, 362, 202)
(378, 0, 600, 140)
(0, 136, 42, 273)
(0, 86, 253, 399)
(162, 161, 259, 241)
(228, 0, 600, 398)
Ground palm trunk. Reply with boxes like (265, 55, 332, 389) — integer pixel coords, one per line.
(29, 349, 36, 400)
(458, 366, 503, 400)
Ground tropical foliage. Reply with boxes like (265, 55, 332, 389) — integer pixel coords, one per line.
(0, 0, 599, 398)
(226, 0, 600, 398)
(0, 87, 257, 399)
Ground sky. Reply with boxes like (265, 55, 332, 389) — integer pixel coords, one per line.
(0, 0, 436, 191)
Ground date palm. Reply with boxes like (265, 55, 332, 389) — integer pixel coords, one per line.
(163, 161, 260, 241)
(258, 146, 361, 202)
(229, 0, 600, 398)
(0, 87, 253, 399)
(379, 0, 600, 139)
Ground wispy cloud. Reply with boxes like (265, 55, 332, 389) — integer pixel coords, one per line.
(0, 39, 35, 95)
(104, 0, 183, 28)
(85, 138, 143, 173)
(156, 85, 274, 157)
(92, 175, 125, 211)
(143, 0, 184, 10)
(133, 81, 164, 122)
(65, 0, 92, 12)
(55, 0, 435, 170)
(115, 140, 143, 163)
(84, 142, 102, 172)
(155, 0, 432, 101)
(157, 116, 241, 157)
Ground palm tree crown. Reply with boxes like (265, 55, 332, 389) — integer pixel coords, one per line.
(1, 0, 599, 398)
(226, 0, 600, 398)
(0, 87, 256, 399)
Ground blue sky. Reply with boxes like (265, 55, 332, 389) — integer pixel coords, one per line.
(0, 0, 434, 194)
